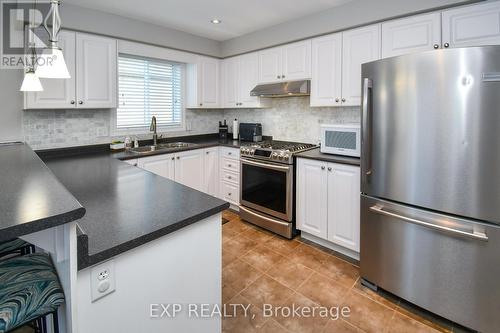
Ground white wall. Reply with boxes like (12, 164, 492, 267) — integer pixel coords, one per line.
(220, 0, 480, 56)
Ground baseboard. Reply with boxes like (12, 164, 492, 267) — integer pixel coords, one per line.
(301, 232, 360, 262)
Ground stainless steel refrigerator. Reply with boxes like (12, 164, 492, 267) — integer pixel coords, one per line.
(360, 46, 500, 333)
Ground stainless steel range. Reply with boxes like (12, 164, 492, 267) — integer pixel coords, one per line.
(239, 141, 316, 238)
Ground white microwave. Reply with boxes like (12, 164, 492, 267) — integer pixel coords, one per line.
(320, 124, 361, 157)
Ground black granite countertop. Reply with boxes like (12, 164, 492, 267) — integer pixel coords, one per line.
(0, 143, 85, 242)
(43, 153, 229, 270)
(295, 148, 361, 166)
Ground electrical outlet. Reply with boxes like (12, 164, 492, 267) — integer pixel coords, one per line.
(91, 260, 115, 302)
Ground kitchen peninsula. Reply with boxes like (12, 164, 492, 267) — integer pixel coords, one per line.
(0, 142, 228, 333)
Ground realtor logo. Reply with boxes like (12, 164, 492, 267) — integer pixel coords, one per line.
(1, 0, 51, 69)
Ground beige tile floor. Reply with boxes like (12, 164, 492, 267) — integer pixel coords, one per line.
(221, 210, 474, 333)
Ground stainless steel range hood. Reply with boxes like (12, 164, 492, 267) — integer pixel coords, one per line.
(250, 80, 310, 98)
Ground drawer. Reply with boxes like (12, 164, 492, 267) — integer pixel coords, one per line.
(221, 169, 239, 185)
(221, 157, 240, 173)
(221, 181, 239, 205)
(220, 147, 240, 160)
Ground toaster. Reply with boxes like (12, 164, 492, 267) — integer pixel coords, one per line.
(239, 123, 262, 142)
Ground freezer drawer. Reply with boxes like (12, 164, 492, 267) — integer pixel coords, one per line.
(361, 195, 500, 333)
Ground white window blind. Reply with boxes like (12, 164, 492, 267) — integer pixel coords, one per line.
(117, 54, 183, 129)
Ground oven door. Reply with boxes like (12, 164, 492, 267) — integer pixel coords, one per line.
(240, 158, 293, 221)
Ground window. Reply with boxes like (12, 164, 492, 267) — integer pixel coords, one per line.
(116, 54, 183, 131)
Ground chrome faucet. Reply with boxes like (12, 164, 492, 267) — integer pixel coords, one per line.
(150, 116, 158, 146)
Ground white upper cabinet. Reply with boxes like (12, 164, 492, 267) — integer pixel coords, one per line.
(238, 53, 263, 107)
(327, 163, 360, 252)
(442, 1, 500, 48)
(382, 12, 442, 58)
(310, 33, 342, 107)
(25, 31, 76, 109)
(76, 33, 117, 108)
(342, 24, 381, 106)
(258, 47, 283, 83)
(222, 57, 238, 107)
(187, 56, 220, 108)
(25, 31, 116, 109)
(258, 41, 311, 84)
(282, 40, 312, 81)
(222, 53, 270, 108)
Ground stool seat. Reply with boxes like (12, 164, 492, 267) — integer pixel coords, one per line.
(0, 240, 31, 258)
(0, 254, 64, 333)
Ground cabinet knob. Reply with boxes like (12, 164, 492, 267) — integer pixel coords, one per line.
(228, 193, 232, 196)
(176, 156, 180, 159)
(171, 157, 175, 160)
(328, 167, 332, 172)
(70, 100, 75, 105)
(78, 101, 83, 105)
(228, 164, 232, 167)
(335, 98, 340, 103)
(444, 43, 450, 48)
(277, 75, 281, 79)
(228, 152, 232, 155)
(282, 75, 285, 79)
(228, 176, 232, 179)
(433, 44, 439, 49)
(199, 103, 203, 106)
(321, 166, 325, 170)
(342, 98, 346, 103)
(206, 151, 209, 154)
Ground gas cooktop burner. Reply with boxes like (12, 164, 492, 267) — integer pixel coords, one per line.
(240, 140, 317, 164)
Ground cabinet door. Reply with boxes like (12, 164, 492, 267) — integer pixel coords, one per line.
(442, 1, 500, 48)
(258, 47, 282, 84)
(25, 31, 76, 109)
(238, 53, 261, 107)
(342, 24, 381, 106)
(327, 163, 360, 252)
(76, 33, 117, 108)
(296, 158, 328, 239)
(381, 12, 441, 58)
(282, 40, 311, 81)
(310, 33, 342, 107)
(137, 154, 175, 181)
(222, 57, 238, 108)
(203, 147, 219, 197)
(200, 57, 220, 108)
(174, 150, 204, 191)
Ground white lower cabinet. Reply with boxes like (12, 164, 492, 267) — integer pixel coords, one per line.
(135, 148, 218, 194)
(203, 147, 219, 197)
(137, 154, 175, 181)
(174, 150, 205, 192)
(219, 147, 240, 207)
(297, 158, 360, 255)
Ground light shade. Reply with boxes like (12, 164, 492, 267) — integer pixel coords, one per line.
(20, 71, 43, 92)
(35, 48, 70, 79)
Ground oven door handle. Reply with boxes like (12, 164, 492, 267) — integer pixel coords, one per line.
(241, 158, 291, 171)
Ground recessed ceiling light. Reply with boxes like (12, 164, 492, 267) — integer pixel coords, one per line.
(211, 19, 222, 24)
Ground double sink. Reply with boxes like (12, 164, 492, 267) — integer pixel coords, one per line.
(129, 142, 198, 154)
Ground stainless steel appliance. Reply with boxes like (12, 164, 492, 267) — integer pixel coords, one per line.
(361, 46, 500, 333)
(239, 123, 262, 142)
(240, 141, 316, 238)
(320, 124, 361, 157)
(250, 80, 310, 98)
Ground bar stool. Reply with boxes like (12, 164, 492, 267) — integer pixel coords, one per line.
(0, 239, 35, 259)
(0, 253, 65, 333)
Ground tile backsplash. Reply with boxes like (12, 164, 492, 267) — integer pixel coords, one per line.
(23, 97, 360, 149)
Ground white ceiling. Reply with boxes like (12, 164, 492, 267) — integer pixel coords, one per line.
(64, 0, 354, 41)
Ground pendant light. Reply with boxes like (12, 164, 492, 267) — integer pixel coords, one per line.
(35, 0, 70, 79)
(20, 0, 43, 91)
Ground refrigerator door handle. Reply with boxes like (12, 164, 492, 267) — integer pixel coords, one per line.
(361, 78, 373, 187)
(370, 205, 489, 241)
